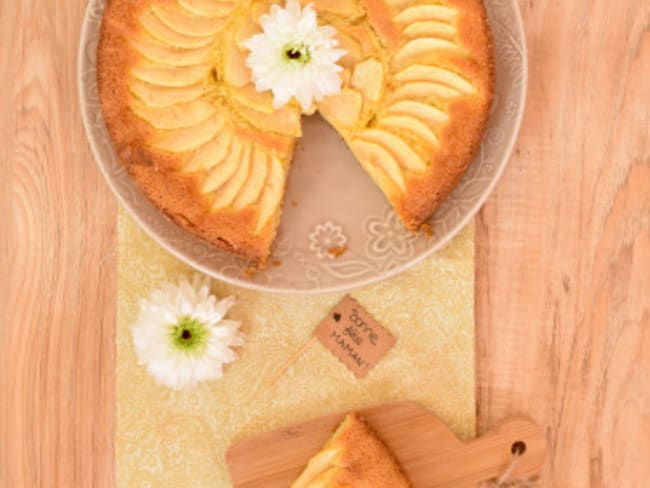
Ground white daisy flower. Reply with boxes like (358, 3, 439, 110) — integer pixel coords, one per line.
(132, 275, 244, 391)
(243, 0, 347, 111)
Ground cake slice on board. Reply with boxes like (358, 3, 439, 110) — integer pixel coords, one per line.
(291, 413, 412, 488)
(226, 402, 546, 487)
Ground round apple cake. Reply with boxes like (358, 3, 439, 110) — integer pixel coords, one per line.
(97, 0, 494, 266)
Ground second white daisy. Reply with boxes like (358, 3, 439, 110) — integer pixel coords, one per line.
(132, 275, 245, 391)
(243, 0, 347, 112)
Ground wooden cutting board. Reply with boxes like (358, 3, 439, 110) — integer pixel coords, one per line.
(226, 402, 545, 487)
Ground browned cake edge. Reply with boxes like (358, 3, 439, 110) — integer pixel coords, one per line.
(97, 0, 290, 266)
(393, 0, 496, 230)
(331, 413, 412, 487)
(97, 0, 495, 263)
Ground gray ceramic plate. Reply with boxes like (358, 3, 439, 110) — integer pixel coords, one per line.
(78, 0, 527, 294)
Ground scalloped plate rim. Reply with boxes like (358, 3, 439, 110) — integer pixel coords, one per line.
(78, 0, 528, 295)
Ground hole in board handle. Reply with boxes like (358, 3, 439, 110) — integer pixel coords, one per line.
(511, 441, 527, 456)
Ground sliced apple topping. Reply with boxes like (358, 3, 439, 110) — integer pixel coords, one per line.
(350, 139, 405, 192)
(291, 448, 341, 488)
(234, 126, 296, 155)
(131, 98, 217, 130)
(394, 5, 458, 24)
(333, 29, 363, 68)
(255, 156, 285, 233)
(358, 128, 427, 172)
(177, 0, 236, 17)
(152, 4, 227, 37)
(184, 131, 232, 172)
(351, 151, 404, 202)
(130, 78, 212, 107)
(236, 105, 302, 137)
(391, 81, 460, 101)
(139, 9, 214, 49)
(250, 0, 275, 20)
(236, 20, 262, 49)
(130, 38, 212, 66)
(233, 145, 269, 209)
(211, 144, 252, 209)
(318, 88, 363, 129)
(394, 64, 476, 94)
(385, 100, 449, 127)
(351, 58, 384, 102)
(309, 0, 364, 19)
(153, 115, 226, 152)
(393, 38, 466, 67)
(131, 62, 210, 87)
(202, 137, 244, 192)
(340, 68, 352, 86)
(403, 21, 456, 40)
(230, 85, 276, 114)
(378, 115, 439, 147)
(342, 23, 379, 59)
(223, 42, 251, 87)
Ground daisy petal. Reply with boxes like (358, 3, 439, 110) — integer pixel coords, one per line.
(242, 0, 347, 112)
(131, 276, 244, 391)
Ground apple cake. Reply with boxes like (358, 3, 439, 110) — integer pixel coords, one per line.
(97, 0, 494, 265)
(291, 413, 412, 487)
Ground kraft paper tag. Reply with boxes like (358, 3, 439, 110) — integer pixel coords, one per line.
(315, 295, 396, 378)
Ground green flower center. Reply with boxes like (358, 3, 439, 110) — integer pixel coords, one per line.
(283, 43, 311, 64)
(170, 315, 209, 355)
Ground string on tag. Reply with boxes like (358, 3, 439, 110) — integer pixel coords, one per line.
(486, 441, 540, 487)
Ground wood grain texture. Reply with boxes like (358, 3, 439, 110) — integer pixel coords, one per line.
(475, 0, 650, 486)
(0, 0, 117, 487)
(0, 0, 648, 487)
(226, 403, 545, 488)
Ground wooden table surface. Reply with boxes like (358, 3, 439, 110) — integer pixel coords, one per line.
(1, 0, 648, 486)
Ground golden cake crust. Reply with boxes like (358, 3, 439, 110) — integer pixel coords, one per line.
(97, 0, 494, 263)
(397, 0, 495, 229)
(292, 413, 412, 487)
(98, 0, 292, 265)
(347, 0, 494, 229)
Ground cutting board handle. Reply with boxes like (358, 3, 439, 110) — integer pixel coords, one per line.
(226, 404, 546, 488)
(410, 417, 545, 487)
(451, 418, 545, 486)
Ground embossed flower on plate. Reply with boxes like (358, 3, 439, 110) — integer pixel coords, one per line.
(309, 221, 347, 259)
(80, 0, 526, 293)
(366, 210, 416, 260)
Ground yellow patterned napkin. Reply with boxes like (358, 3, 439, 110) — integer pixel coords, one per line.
(117, 209, 475, 487)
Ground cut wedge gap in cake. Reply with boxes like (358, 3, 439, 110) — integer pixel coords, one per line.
(98, 0, 494, 267)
